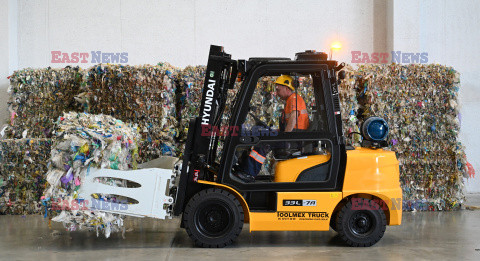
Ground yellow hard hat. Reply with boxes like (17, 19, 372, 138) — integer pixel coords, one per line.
(275, 75, 294, 91)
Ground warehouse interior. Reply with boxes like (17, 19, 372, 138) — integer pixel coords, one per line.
(0, 0, 479, 260)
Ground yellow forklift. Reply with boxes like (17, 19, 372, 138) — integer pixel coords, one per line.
(172, 45, 402, 247)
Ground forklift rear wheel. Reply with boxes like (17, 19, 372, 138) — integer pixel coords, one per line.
(336, 198, 387, 247)
(183, 188, 244, 248)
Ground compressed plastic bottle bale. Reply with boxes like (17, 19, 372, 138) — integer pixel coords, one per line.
(82, 63, 180, 162)
(353, 63, 466, 210)
(0, 138, 52, 214)
(6, 67, 85, 139)
(43, 112, 140, 237)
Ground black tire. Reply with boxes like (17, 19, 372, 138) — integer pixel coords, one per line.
(336, 198, 387, 247)
(330, 211, 338, 232)
(183, 188, 244, 248)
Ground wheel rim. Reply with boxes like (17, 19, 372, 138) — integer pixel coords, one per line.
(348, 211, 376, 237)
(194, 200, 235, 238)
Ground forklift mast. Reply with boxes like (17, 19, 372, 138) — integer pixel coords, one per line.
(193, 45, 239, 165)
(174, 45, 241, 215)
(174, 45, 346, 216)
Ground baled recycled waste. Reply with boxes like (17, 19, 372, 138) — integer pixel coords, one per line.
(0, 138, 52, 214)
(5, 66, 85, 139)
(82, 63, 180, 162)
(351, 64, 466, 210)
(42, 112, 140, 237)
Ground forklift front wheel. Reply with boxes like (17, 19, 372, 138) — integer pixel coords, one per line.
(183, 188, 244, 248)
(336, 198, 387, 247)
(330, 211, 338, 232)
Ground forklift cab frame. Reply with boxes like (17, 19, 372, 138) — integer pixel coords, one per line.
(175, 45, 347, 214)
(220, 63, 347, 193)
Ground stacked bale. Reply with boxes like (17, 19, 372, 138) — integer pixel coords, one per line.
(352, 64, 465, 210)
(83, 64, 179, 162)
(5, 67, 84, 138)
(0, 139, 53, 214)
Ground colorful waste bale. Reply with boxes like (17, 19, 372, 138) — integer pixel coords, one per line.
(351, 64, 466, 210)
(0, 139, 53, 214)
(82, 63, 180, 162)
(5, 67, 85, 139)
(42, 112, 140, 237)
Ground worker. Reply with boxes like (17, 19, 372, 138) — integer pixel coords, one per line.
(234, 75, 309, 182)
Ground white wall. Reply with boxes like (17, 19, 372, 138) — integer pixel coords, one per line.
(0, 0, 12, 130)
(392, 0, 480, 192)
(15, 0, 381, 68)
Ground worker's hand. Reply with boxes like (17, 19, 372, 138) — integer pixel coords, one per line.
(248, 112, 269, 128)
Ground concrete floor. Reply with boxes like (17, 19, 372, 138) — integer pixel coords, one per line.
(1, 209, 480, 261)
(466, 193, 480, 208)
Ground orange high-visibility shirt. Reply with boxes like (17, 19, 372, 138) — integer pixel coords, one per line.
(283, 93, 309, 130)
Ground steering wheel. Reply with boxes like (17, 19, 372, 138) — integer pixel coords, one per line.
(248, 112, 269, 128)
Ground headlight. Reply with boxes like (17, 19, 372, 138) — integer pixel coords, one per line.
(361, 117, 389, 141)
